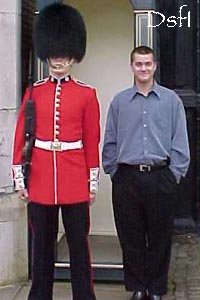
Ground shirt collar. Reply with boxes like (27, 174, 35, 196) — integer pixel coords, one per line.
(49, 74, 71, 83)
(130, 81, 161, 101)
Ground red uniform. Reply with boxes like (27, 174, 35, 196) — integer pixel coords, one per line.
(13, 76, 100, 205)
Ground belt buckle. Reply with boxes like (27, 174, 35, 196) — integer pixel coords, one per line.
(50, 141, 62, 151)
(139, 164, 151, 172)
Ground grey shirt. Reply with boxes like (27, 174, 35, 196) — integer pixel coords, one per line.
(102, 82, 190, 183)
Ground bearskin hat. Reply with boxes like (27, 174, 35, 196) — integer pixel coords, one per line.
(33, 3, 86, 62)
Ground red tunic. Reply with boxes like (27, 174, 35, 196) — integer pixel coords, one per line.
(12, 76, 100, 205)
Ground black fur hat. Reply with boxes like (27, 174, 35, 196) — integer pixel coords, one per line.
(33, 3, 86, 62)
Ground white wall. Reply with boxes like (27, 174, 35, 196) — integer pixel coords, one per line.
(0, 0, 28, 286)
(0, 0, 21, 193)
(65, 0, 134, 235)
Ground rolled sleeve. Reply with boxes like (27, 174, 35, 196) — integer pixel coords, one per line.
(102, 100, 118, 176)
(170, 95, 190, 181)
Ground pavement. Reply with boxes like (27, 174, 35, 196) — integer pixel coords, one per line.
(0, 230, 200, 300)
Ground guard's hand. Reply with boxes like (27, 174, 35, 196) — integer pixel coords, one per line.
(17, 189, 29, 203)
(89, 192, 96, 205)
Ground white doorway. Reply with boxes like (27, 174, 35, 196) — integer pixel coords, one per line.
(63, 0, 134, 236)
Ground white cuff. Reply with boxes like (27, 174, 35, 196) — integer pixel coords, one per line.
(90, 180, 99, 193)
(89, 168, 99, 193)
(12, 165, 25, 190)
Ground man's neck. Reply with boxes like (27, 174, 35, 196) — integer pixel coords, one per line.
(50, 71, 70, 80)
(135, 80, 154, 97)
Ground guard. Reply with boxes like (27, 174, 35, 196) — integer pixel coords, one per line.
(12, 3, 100, 300)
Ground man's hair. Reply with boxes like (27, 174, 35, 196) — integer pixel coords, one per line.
(130, 46, 155, 64)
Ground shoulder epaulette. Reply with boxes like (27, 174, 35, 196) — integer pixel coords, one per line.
(33, 77, 49, 87)
(73, 78, 95, 89)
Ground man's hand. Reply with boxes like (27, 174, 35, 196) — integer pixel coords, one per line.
(17, 189, 29, 203)
(89, 192, 96, 205)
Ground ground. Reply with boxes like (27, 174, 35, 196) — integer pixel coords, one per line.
(0, 231, 200, 300)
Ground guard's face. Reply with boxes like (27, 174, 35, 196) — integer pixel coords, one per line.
(131, 53, 156, 84)
(48, 57, 74, 77)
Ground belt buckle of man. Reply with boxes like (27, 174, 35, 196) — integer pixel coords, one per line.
(50, 141, 62, 151)
(139, 164, 151, 172)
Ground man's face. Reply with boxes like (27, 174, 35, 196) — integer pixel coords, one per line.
(48, 57, 73, 77)
(130, 53, 156, 84)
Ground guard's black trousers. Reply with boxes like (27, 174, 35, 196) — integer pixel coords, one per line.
(27, 202, 96, 300)
(112, 165, 178, 296)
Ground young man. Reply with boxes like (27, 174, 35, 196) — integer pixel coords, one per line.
(102, 46, 190, 300)
(12, 3, 100, 300)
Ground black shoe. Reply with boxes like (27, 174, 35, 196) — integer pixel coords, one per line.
(131, 291, 147, 300)
(149, 295, 162, 300)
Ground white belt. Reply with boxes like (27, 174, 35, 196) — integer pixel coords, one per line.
(35, 139, 83, 151)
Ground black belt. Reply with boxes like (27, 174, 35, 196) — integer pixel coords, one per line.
(120, 162, 167, 172)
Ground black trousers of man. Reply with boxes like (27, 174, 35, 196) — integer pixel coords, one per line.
(112, 164, 178, 296)
(27, 202, 96, 300)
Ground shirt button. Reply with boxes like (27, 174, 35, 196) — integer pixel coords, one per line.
(143, 124, 147, 127)
(143, 111, 147, 114)
(144, 137, 147, 141)
(144, 150, 148, 155)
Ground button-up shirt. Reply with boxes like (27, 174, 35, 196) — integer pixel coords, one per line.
(102, 82, 190, 183)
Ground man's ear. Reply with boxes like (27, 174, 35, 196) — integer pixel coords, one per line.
(154, 61, 157, 72)
(130, 63, 134, 72)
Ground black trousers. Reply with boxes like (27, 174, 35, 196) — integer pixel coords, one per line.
(112, 165, 178, 295)
(28, 202, 96, 300)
